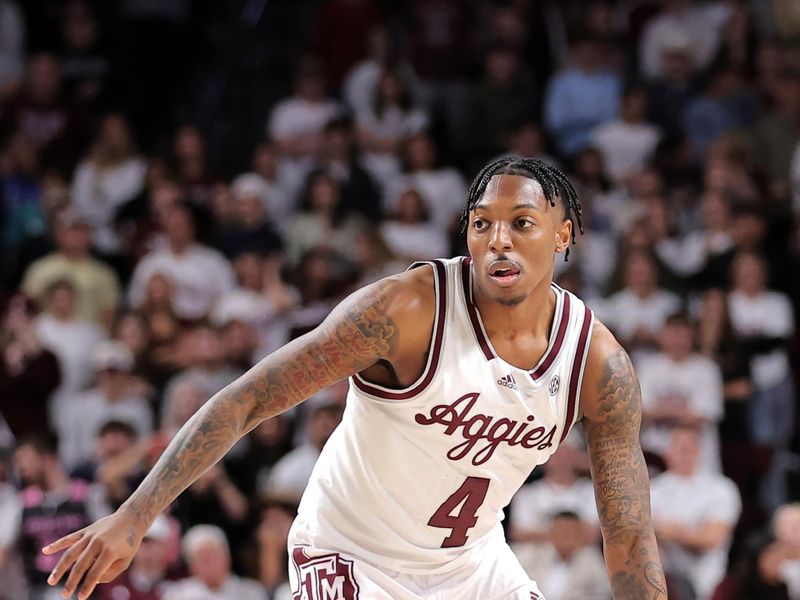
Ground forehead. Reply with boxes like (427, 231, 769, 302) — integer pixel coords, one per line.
(476, 174, 548, 210)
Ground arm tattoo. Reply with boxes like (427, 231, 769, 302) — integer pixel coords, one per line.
(584, 349, 667, 600)
(120, 281, 401, 543)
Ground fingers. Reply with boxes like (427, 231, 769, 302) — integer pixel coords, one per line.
(76, 549, 115, 600)
(46, 536, 90, 586)
(42, 530, 85, 555)
(62, 541, 102, 598)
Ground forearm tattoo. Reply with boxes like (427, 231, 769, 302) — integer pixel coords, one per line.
(584, 349, 667, 600)
(120, 281, 401, 544)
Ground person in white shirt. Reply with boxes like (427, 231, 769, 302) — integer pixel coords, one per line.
(651, 426, 741, 600)
(379, 188, 448, 261)
(128, 203, 236, 321)
(58, 341, 153, 469)
(34, 280, 107, 431)
(637, 314, 724, 472)
(262, 403, 342, 504)
(513, 511, 610, 600)
(590, 85, 661, 185)
(70, 114, 147, 254)
(164, 525, 266, 600)
(593, 251, 681, 359)
(510, 439, 598, 544)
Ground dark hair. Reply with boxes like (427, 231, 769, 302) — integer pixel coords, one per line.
(460, 156, 583, 258)
(16, 433, 59, 457)
(664, 312, 693, 328)
(373, 70, 412, 117)
(98, 420, 137, 440)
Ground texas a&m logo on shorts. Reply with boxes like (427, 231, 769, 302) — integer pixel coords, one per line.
(292, 546, 360, 600)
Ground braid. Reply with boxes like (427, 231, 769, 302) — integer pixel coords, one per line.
(460, 156, 583, 259)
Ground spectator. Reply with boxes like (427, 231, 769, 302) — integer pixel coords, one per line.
(639, 0, 732, 80)
(225, 417, 293, 498)
(70, 113, 146, 254)
(262, 403, 343, 504)
(58, 0, 111, 108)
(33, 279, 107, 429)
(593, 251, 681, 357)
(0, 455, 27, 599)
(357, 69, 429, 183)
(637, 314, 724, 472)
(215, 180, 282, 260)
(379, 188, 448, 261)
(513, 511, 610, 600)
(510, 441, 598, 545)
(651, 427, 741, 600)
(12, 434, 110, 600)
(22, 208, 120, 327)
(97, 514, 175, 600)
(57, 340, 152, 470)
(461, 42, 539, 169)
(773, 503, 800, 598)
(499, 122, 559, 168)
(164, 525, 266, 600)
(544, 35, 621, 158)
(590, 85, 661, 184)
(0, 294, 60, 441)
(711, 534, 791, 600)
(160, 380, 206, 439)
(232, 144, 293, 226)
(268, 57, 340, 163)
(384, 132, 468, 236)
(128, 203, 236, 321)
(256, 500, 295, 599)
(170, 125, 216, 205)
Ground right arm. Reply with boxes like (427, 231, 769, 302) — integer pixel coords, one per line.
(44, 274, 418, 600)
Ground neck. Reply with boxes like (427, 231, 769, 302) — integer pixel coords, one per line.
(60, 249, 87, 261)
(44, 468, 70, 492)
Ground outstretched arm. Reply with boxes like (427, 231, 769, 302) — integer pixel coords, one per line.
(582, 325, 667, 599)
(43, 273, 422, 600)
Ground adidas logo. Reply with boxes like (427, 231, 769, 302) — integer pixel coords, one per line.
(497, 373, 519, 390)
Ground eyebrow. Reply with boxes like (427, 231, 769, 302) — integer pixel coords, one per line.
(473, 201, 541, 211)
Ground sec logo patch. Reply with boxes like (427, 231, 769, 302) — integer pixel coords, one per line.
(548, 375, 560, 396)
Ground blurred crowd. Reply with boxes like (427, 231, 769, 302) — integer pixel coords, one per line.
(0, 0, 799, 599)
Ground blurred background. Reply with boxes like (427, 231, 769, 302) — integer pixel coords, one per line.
(0, 0, 798, 598)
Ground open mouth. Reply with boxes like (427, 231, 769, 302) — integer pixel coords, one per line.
(488, 261, 521, 286)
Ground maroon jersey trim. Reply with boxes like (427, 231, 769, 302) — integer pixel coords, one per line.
(460, 256, 568, 379)
(560, 304, 593, 443)
(352, 259, 447, 400)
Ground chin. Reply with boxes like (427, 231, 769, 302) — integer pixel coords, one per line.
(491, 290, 527, 306)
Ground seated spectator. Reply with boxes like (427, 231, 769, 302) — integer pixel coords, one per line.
(225, 416, 293, 498)
(637, 314, 724, 472)
(262, 403, 342, 504)
(379, 188, 448, 261)
(170, 125, 217, 205)
(97, 514, 176, 600)
(712, 534, 791, 600)
(357, 69, 429, 183)
(543, 35, 621, 158)
(593, 251, 681, 358)
(513, 511, 610, 600)
(34, 279, 107, 428)
(651, 427, 741, 600)
(70, 113, 146, 254)
(0, 293, 60, 440)
(22, 207, 120, 327)
(510, 441, 598, 545)
(773, 503, 800, 598)
(161, 380, 206, 439)
(164, 525, 266, 600)
(128, 203, 236, 321)
(384, 132, 468, 235)
(284, 170, 365, 269)
(497, 122, 559, 168)
(58, 1, 111, 108)
(58, 341, 152, 470)
(12, 434, 110, 599)
(255, 499, 295, 599)
(231, 144, 293, 227)
(590, 85, 661, 185)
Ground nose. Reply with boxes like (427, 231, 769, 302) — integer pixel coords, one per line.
(488, 221, 513, 253)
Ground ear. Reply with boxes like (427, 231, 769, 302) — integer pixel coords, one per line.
(554, 218, 572, 254)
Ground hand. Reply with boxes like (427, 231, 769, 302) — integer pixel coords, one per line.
(42, 509, 145, 600)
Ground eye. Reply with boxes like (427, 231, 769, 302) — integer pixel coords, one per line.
(515, 218, 534, 229)
(472, 218, 489, 231)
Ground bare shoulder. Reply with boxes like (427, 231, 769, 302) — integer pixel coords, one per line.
(579, 318, 641, 429)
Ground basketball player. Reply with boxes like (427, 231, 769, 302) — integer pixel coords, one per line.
(44, 158, 666, 599)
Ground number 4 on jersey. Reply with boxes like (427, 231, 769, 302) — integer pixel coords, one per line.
(428, 476, 490, 548)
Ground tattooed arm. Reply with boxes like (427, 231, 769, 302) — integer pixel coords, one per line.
(581, 322, 667, 600)
(42, 269, 436, 600)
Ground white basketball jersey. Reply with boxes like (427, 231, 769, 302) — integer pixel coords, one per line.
(289, 256, 595, 574)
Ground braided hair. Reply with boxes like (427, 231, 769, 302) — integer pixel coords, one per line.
(460, 156, 584, 259)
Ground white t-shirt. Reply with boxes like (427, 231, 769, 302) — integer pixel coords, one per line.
(728, 290, 795, 388)
(637, 353, 724, 472)
(384, 169, 468, 233)
(592, 289, 681, 343)
(263, 444, 320, 502)
(650, 470, 741, 600)
(379, 221, 448, 260)
(590, 120, 661, 183)
(163, 575, 266, 600)
(511, 478, 599, 532)
(656, 230, 733, 277)
(268, 97, 339, 142)
(58, 388, 153, 469)
(128, 244, 236, 320)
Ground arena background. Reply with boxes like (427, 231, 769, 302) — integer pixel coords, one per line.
(0, 1, 799, 599)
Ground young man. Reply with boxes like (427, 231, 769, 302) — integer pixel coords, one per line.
(44, 157, 666, 599)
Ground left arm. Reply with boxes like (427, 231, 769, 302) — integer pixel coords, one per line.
(581, 324, 667, 599)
